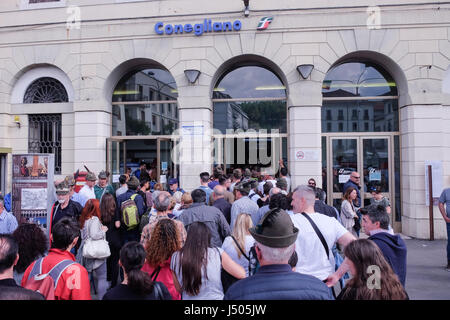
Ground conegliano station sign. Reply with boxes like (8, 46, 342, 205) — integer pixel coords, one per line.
(155, 19, 242, 36)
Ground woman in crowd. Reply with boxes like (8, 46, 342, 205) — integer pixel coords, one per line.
(100, 193, 121, 289)
(103, 241, 171, 300)
(221, 213, 255, 277)
(340, 187, 358, 237)
(173, 192, 193, 218)
(170, 222, 245, 300)
(78, 198, 109, 299)
(337, 239, 408, 300)
(12, 223, 48, 285)
(142, 219, 181, 300)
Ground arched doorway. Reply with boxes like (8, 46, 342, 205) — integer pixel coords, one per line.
(321, 60, 401, 231)
(107, 66, 179, 188)
(212, 64, 288, 178)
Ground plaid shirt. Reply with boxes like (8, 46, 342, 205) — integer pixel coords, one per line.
(140, 214, 187, 247)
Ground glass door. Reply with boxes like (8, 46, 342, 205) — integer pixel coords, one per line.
(325, 135, 395, 229)
(106, 138, 126, 186)
(328, 137, 359, 210)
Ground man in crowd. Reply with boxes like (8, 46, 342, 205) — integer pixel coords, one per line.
(94, 170, 115, 202)
(78, 172, 97, 200)
(252, 187, 281, 226)
(50, 181, 83, 233)
(230, 180, 259, 232)
(65, 175, 87, 208)
(22, 218, 91, 300)
(198, 172, 213, 205)
(362, 205, 407, 286)
(438, 186, 450, 271)
(140, 191, 186, 248)
(115, 176, 145, 243)
(0, 234, 44, 300)
(212, 185, 232, 225)
(168, 178, 185, 196)
(313, 187, 338, 220)
(0, 196, 17, 234)
(224, 208, 333, 300)
(290, 185, 356, 289)
(177, 189, 230, 247)
(229, 169, 242, 193)
(115, 174, 128, 198)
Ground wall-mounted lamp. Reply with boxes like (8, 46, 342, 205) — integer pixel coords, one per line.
(243, 0, 250, 17)
(296, 64, 314, 79)
(184, 69, 201, 84)
(14, 115, 21, 128)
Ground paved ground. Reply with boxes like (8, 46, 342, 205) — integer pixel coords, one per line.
(404, 238, 450, 300)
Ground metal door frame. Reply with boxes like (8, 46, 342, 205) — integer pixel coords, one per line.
(107, 136, 177, 184)
(325, 133, 396, 229)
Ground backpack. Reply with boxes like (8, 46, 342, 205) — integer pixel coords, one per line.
(23, 257, 75, 300)
(121, 193, 140, 230)
(247, 244, 260, 276)
(139, 207, 152, 233)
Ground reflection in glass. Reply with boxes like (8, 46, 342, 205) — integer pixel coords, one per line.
(112, 104, 178, 136)
(213, 99, 286, 134)
(213, 66, 286, 99)
(112, 68, 178, 136)
(363, 139, 389, 193)
(321, 99, 398, 133)
(322, 62, 397, 97)
(332, 139, 357, 193)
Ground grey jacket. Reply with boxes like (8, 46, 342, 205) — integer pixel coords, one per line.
(177, 203, 231, 247)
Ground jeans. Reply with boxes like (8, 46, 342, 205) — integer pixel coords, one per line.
(447, 222, 450, 262)
(90, 261, 108, 300)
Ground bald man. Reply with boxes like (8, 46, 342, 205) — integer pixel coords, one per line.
(213, 185, 232, 225)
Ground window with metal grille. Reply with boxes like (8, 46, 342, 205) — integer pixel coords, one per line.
(24, 77, 68, 103)
(28, 114, 62, 174)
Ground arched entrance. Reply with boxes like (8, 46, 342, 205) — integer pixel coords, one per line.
(107, 64, 179, 188)
(321, 59, 402, 231)
(212, 63, 288, 177)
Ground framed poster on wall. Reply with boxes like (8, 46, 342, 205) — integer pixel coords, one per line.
(11, 154, 55, 231)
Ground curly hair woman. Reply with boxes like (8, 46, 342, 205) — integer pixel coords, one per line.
(337, 239, 408, 300)
(142, 219, 181, 300)
(12, 223, 48, 285)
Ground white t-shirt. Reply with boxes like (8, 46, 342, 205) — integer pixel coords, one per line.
(79, 184, 96, 200)
(290, 212, 348, 281)
(221, 235, 255, 277)
(171, 247, 224, 300)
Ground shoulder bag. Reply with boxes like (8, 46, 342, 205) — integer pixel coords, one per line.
(82, 218, 111, 259)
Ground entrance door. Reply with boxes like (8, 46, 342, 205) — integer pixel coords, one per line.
(324, 135, 396, 230)
(106, 137, 177, 188)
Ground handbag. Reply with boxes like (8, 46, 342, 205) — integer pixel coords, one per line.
(82, 218, 111, 259)
(219, 237, 248, 293)
(353, 217, 361, 232)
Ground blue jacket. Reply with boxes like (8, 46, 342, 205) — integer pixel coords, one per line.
(369, 231, 407, 287)
(224, 264, 334, 300)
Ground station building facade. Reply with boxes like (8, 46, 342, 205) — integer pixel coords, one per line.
(0, 0, 450, 238)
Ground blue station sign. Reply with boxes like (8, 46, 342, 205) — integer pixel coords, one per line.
(155, 19, 242, 36)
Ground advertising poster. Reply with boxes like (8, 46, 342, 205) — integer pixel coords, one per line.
(12, 154, 54, 229)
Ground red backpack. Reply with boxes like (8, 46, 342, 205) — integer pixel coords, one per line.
(23, 257, 75, 300)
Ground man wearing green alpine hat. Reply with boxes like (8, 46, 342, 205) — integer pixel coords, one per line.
(224, 208, 333, 300)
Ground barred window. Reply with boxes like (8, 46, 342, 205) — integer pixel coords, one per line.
(28, 114, 62, 174)
(24, 77, 68, 103)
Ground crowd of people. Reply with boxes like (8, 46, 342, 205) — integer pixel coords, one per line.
(0, 163, 411, 300)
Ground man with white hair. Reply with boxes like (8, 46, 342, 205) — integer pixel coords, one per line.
(224, 208, 333, 300)
(212, 185, 232, 225)
(290, 185, 356, 292)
